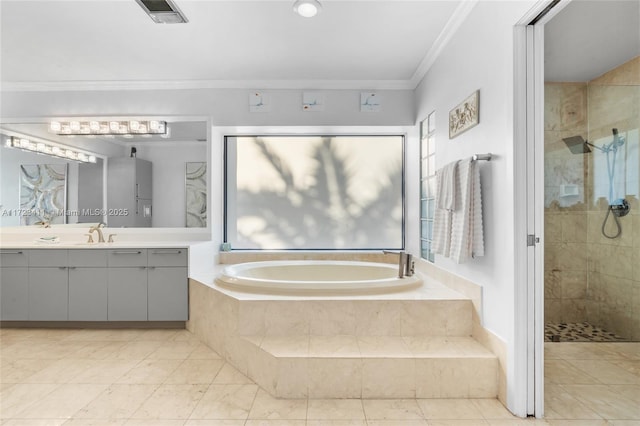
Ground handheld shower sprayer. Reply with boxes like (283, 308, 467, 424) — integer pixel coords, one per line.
(562, 128, 629, 238)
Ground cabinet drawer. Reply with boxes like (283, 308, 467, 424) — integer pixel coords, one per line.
(148, 248, 187, 267)
(29, 249, 68, 267)
(0, 250, 28, 267)
(107, 249, 147, 267)
(69, 249, 108, 267)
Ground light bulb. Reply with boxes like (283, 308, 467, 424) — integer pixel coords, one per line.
(293, 0, 321, 17)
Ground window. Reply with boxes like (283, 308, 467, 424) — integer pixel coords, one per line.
(225, 135, 404, 250)
(420, 112, 436, 262)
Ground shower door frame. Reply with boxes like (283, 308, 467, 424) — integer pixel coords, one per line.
(514, 0, 573, 418)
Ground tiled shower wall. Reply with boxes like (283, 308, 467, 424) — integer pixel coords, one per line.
(545, 57, 640, 340)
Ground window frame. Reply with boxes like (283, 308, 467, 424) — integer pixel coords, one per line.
(420, 112, 436, 262)
(223, 133, 406, 251)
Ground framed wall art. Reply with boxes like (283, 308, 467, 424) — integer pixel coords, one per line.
(19, 163, 68, 225)
(185, 161, 207, 228)
(449, 90, 479, 139)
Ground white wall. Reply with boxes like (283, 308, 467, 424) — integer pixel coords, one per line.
(0, 89, 414, 126)
(414, 0, 537, 412)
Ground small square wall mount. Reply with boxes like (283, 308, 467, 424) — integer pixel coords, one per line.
(302, 92, 325, 111)
(249, 92, 271, 112)
(360, 92, 381, 112)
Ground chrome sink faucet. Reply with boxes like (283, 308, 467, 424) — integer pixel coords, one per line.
(383, 250, 415, 278)
(88, 222, 106, 243)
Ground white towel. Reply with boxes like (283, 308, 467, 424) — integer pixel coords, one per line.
(450, 159, 484, 263)
(435, 161, 458, 210)
(432, 161, 458, 256)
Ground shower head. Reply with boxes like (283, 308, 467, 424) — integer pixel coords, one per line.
(562, 135, 592, 154)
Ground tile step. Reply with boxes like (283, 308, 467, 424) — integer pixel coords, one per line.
(241, 335, 499, 399)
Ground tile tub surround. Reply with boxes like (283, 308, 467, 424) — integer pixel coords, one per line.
(186, 269, 499, 400)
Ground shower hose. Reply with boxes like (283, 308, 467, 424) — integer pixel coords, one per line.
(602, 141, 622, 239)
(602, 205, 622, 239)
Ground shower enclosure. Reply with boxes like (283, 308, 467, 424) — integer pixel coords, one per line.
(544, 57, 639, 342)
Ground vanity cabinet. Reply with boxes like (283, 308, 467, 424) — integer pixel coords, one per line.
(147, 249, 188, 321)
(107, 249, 148, 321)
(28, 250, 68, 321)
(68, 250, 108, 321)
(0, 250, 29, 320)
(0, 247, 188, 322)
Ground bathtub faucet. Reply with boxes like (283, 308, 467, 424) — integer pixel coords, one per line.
(382, 250, 415, 278)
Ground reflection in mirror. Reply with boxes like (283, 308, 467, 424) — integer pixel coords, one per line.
(0, 119, 208, 228)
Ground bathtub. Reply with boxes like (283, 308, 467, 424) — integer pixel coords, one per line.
(215, 260, 422, 295)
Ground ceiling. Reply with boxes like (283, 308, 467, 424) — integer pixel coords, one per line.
(544, 0, 640, 82)
(2, 1, 637, 91)
(0, 0, 471, 91)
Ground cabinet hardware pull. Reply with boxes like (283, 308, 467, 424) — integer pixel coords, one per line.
(113, 251, 142, 254)
(68, 267, 77, 270)
(151, 250, 182, 254)
(148, 266, 156, 270)
(140, 266, 147, 270)
(58, 266, 67, 270)
(1, 251, 24, 254)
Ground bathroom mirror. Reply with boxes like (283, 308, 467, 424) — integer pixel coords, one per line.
(0, 118, 209, 228)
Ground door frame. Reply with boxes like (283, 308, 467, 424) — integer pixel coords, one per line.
(513, 0, 572, 417)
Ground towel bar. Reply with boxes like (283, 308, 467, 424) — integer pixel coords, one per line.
(472, 153, 492, 161)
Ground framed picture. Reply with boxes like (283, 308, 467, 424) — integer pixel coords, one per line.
(20, 164, 68, 225)
(449, 90, 479, 139)
(185, 162, 207, 228)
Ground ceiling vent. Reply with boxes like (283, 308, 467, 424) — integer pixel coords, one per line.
(135, 0, 188, 24)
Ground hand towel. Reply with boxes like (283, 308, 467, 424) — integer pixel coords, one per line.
(450, 159, 484, 263)
(432, 160, 459, 256)
(435, 160, 458, 211)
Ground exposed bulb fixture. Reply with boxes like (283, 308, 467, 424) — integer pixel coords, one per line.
(4, 136, 97, 163)
(49, 120, 167, 136)
(293, 0, 322, 17)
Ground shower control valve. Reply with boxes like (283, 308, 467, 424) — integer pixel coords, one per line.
(610, 198, 630, 217)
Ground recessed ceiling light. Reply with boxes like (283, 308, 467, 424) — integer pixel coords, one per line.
(293, 0, 322, 18)
(135, 0, 188, 24)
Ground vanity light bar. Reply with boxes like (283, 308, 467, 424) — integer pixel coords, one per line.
(49, 120, 167, 136)
(5, 136, 97, 163)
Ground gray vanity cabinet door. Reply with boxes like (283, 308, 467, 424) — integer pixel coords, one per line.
(28, 267, 68, 320)
(28, 250, 68, 321)
(147, 249, 188, 321)
(69, 268, 108, 321)
(0, 250, 29, 320)
(68, 250, 108, 321)
(147, 267, 188, 321)
(0, 266, 29, 320)
(108, 267, 148, 321)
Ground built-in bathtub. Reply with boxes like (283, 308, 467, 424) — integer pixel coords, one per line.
(215, 260, 422, 295)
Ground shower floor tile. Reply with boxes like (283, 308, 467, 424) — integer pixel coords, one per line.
(545, 322, 628, 342)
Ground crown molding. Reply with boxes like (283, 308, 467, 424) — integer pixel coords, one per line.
(0, 78, 415, 93)
(409, 0, 479, 88)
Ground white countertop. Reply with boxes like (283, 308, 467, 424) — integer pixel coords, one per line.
(0, 241, 196, 249)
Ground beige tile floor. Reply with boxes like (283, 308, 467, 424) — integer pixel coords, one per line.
(0, 328, 638, 425)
